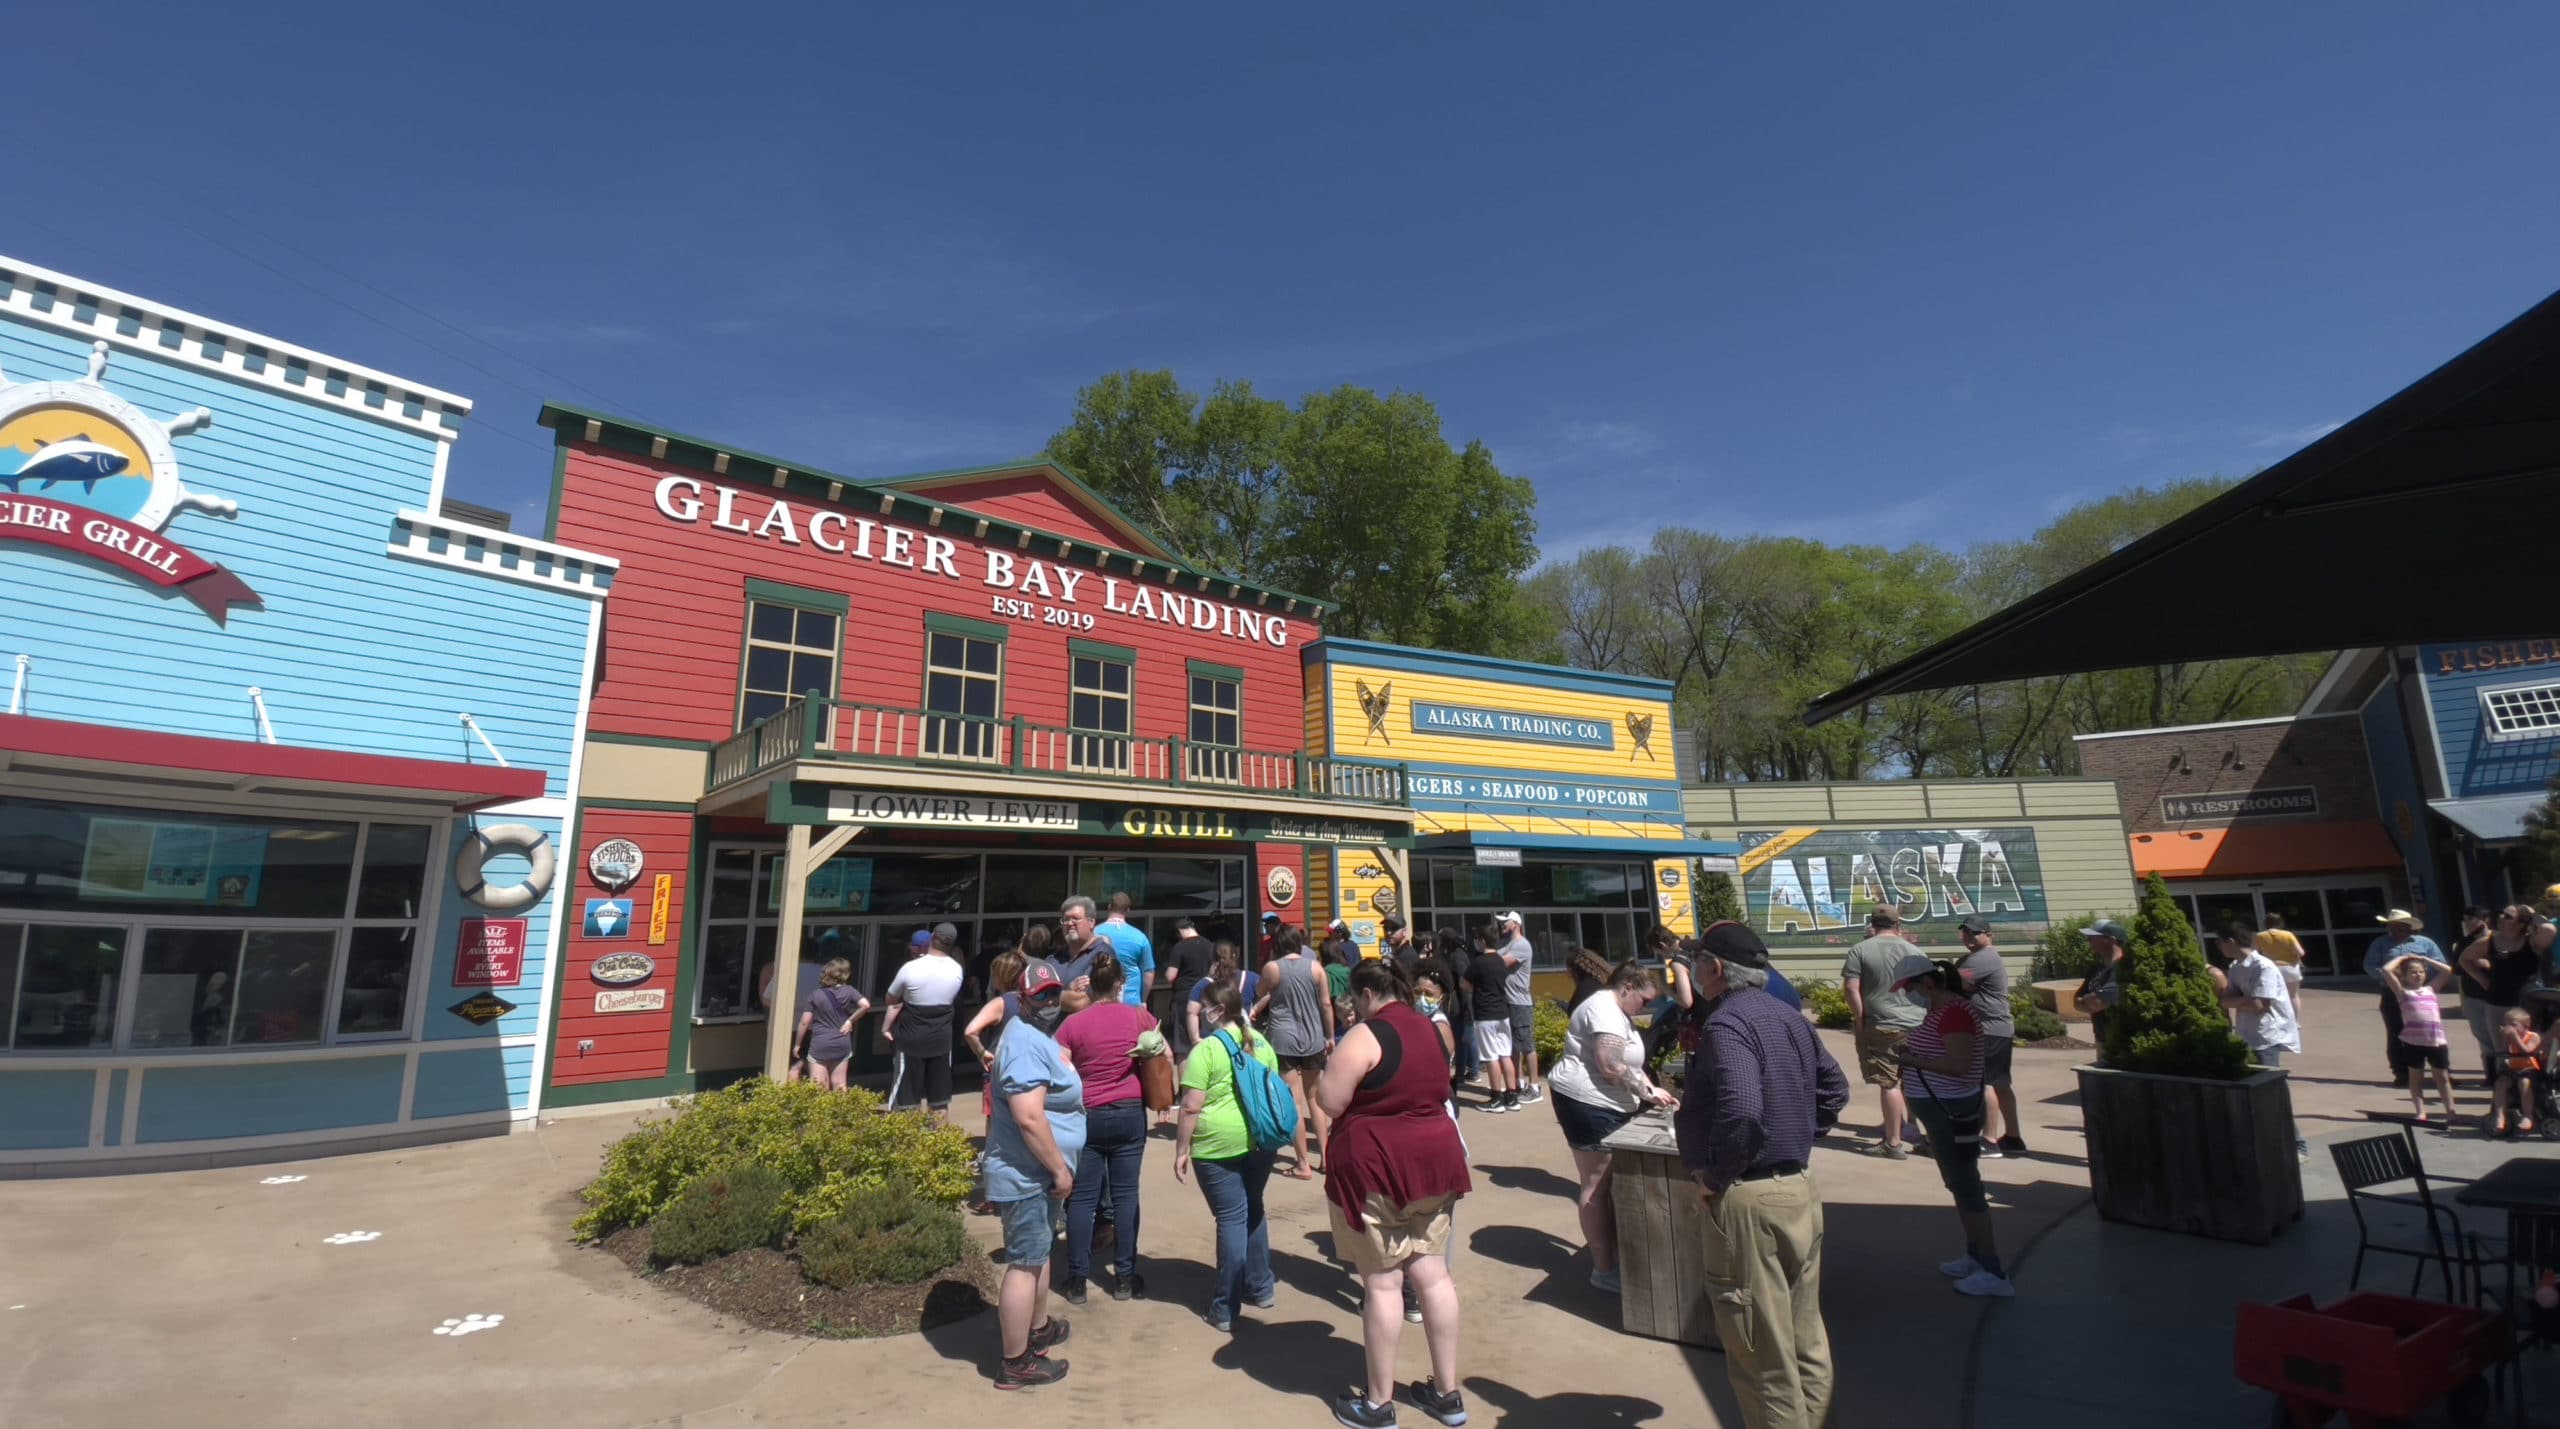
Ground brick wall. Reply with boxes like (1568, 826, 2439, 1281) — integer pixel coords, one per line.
(2075, 715, 2375, 834)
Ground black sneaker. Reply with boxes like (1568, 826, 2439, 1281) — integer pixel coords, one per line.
(1111, 1271, 1144, 1301)
(1403, 1379, 1467, 1426)
(1332, 1390, 1398, 1428)
(1058, 1278, 1089, 1306)
(1996, 1136, 2027, 1156)
(1028, 1317, 1070, 1355)
(997, 1353, 1068, 1390)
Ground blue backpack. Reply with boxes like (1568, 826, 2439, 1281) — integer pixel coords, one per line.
(1213, 1029, 1300, 1152)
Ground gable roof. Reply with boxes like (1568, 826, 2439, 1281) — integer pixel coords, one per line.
(872, 460, 1174, 560)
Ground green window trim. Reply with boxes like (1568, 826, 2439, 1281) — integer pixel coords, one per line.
(1071, 638, 1138, 664)
(744, 577, 850, 616)
(925, 610, 1011, 642)
(1188, 658, 1246, 683)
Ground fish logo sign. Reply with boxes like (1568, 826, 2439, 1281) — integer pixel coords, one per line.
(0, 341, 258, 622)
(1625, 712, 1656, 762)
(1356, 678, 1393, 745)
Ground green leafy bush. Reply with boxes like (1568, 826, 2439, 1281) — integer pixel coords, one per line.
(1696, 872, 1745, 927)
(2033, 914, 2116, 983)
(1534, 999, 1569, 1067)
(1796, 977, 1854, 1030)
(649, 1162, 788, 1265)
(2011, 988, 2065, 1042)
(2105, 875, 2249, 1080)
(800, 1181, 970, 1288)
(577, 1079, 975, 1241)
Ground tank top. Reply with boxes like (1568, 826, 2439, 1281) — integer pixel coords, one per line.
(2396, 985, 2447, 1048)
(1266, 954, 1328, 1058)
(2481, 935, 2542, 1006)
(1322, 1003, 1472, 1227)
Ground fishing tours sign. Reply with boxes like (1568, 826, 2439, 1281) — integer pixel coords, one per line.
(1737, 827, 2048, 945)
(0, 342, 259, 622)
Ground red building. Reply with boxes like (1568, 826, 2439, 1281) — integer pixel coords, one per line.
(534, 405, 1412, 1104)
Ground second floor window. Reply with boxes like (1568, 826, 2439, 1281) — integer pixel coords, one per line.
(1070, 654, 1133, 773)
(1189, 669, 1241, 782)
(739, 600, 839, 730)
(925, 629, 1003, 761)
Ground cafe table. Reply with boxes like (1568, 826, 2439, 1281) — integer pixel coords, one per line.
(2453, 1156, 2560, 1427)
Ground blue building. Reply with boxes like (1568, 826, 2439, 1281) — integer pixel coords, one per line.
(0, 255, 613, 1173)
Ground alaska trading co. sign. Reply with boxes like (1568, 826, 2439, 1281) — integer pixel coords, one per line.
(1738, 827, 2048, 945)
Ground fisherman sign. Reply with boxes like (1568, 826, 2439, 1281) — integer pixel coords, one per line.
(1737, 827, 2050, 945)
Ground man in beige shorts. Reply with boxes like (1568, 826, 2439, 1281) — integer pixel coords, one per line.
(1842, 908, 1925, 1158)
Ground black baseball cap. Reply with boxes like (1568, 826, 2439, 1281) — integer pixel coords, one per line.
(1699, 920, 1773, 970)
(1956, 915, 1993, 937)
(1382, 916, 1405, 933)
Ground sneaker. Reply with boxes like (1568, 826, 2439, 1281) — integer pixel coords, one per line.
(997, 1353, 1069, 1390)
(1976, 1143, 2004, 1160)
(1028, 1318, 1070, 1355)
(1249, 1288, 1277, 1310)
(1952, 1269, 2016, 1298)
(1483, 1099, 1511, 1115)
(1332, 1390, 1398, 1428)
(1590, 1269, 1622, 1294)
(1403, 1380, 1469, 1426)
(1403, 1300, 1423, 1324)
(1939, 1256, 1981, 1278)
(1111, 1272, 1144, 1302)
(1058, 1278, 1088, 1306)
(1520, 1086, 1545, 1104)
(1996, 1136, 2027, 1156)
(1875, 1141, 1910, 1161)
(1201, 1308, 1234, 1332)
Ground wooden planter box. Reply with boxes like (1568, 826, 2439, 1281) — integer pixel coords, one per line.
(1600, 1111, 1721, 1350)
(2077, 1064, 2303, 1245)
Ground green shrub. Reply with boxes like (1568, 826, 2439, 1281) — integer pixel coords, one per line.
(2011, 988, 2065, 1041)
(2032, 914, 2116, 983)
(799, 1180, 970, 1288)
(648, 1162, 788, 1265)
(2106, 874, 2249, 1080)
(1696, 872, 1745, 927)
(576, 1079, 976, 1241)
(1796, 977, 1854, 1030)
(1534, 1000, 1568, 1067)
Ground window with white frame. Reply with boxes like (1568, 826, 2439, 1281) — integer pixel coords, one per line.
(738, 598, 841, 731)
(1188, 665, 1242, 782)
(0, 799, 434, 1052)
(923, 624, 1004, 761)
(1069, 652, 1133, 773)
(2481, 681, 2560, 741)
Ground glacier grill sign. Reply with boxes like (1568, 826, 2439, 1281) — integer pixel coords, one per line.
(1739, 827, 2049, 946)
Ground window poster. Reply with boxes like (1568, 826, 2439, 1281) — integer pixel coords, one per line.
(1452, 864, 1506, 904)
(770, 856, 875, 913)
(79, 818, 269, 905)
(1077, 858, 1148, 906)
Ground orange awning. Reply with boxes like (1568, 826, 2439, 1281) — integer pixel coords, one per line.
(2130, 822, 2405, 880)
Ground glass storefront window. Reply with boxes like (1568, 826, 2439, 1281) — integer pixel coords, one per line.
(12, 925, 126, 1049)
(0, 798, 359, 919)
(355, 824, 432, 919)
(984, 855, 1070, 913)
(339, 926, 417, 1036)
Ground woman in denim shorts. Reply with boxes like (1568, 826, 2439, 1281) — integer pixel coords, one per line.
(985, 962, 1087, 1390)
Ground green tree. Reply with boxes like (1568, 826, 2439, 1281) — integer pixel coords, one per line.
(1695, 871, 1745, 927)
(2105, 874, 2249, 1079)
(2520, 770, 2560, 893)
(1043, 369, 1203, 553)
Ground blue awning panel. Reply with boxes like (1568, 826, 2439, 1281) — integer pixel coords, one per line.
(2428, 793, 2545, 843)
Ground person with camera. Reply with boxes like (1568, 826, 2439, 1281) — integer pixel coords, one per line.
(1888, 953, 2013, 1298)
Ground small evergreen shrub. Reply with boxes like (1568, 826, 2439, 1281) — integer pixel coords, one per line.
(577, 1079, 975, 1241)
(800, 1181, 970, 1288)
(2104, 875, 2250, 1080)
(1796, 977, 1855, 1030)
(648, 1162, 788, 1265)
(1695, 873, 1746, 928)
(2032, 914, 2116, 983)
(1534, 1000, 1569, 1067)
(2011, 988, 2065, 1041)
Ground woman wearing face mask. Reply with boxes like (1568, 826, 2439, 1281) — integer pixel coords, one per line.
(984, 962, 1085, 1390)
(1547, 960, 1676, 1294)
(1889, 954, 2012, 1298)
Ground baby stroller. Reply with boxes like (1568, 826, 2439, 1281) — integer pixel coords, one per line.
(2506, 987, 2560, 1140)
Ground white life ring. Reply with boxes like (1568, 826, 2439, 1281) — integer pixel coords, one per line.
(455, 824, 557, 912)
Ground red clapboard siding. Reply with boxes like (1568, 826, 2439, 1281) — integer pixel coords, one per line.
(894, 472, 1151, 556)
(553, 442, 1318, 753)
(1255, 843, 1306, 922)
(549, 808, 691, 1087)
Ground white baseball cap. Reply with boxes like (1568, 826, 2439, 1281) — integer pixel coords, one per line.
(1496, 910, 1523, 927)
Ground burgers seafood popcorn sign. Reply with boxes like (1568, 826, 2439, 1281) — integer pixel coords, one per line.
(1739, 827, 2049, 945)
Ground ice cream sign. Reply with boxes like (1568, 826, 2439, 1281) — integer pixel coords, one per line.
(0, 341, 259, 622)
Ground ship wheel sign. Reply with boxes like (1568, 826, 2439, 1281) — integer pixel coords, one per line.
(1625, 711, 1656, 762)
(1356, 679, 1394, 744)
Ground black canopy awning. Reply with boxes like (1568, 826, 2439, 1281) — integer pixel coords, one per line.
(1804, 288, 2560, 726)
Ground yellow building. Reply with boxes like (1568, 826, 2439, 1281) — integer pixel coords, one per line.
(1307, 639, 1737, 990)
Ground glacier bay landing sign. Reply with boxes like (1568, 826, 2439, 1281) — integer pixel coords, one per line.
(1740, 826, 2048, 945)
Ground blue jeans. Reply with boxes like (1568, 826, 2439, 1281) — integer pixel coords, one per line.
(1194, 1147, 1278, 1320)
(1065, 1101, 1147, 1281)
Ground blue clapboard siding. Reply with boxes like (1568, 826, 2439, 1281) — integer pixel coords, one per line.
(135, 1056, 406, 1142)
(422, 810, 556, 1111)
(2417, 642, 2560, 798)
(410, 1046, 517, 1120)
(0, 1070, 94, 1149)
(0, 319, 587, 799)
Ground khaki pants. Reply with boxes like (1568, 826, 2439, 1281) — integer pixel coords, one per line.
(1701, 1171, 1833, 1429)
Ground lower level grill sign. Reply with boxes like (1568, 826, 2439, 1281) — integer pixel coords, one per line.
(448, 992, 518, 1027)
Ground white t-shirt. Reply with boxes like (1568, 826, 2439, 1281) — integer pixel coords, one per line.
(1550, 994, 1644, 1113)
(2229, 951, 2300, 1055)
(887, 955, 964, 1008)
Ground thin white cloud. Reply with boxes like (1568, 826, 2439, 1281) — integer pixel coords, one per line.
(2243, 420, 2343, 450)
(1559, 419, 1664, 459)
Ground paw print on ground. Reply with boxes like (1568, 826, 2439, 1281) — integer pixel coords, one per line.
(323, 1231, 382, 1245)
(432, 1313, 504, 1338)
(260, 1175, 307, 1185)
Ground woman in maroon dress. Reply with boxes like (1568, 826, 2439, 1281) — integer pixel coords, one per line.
(1316, 960, 1474, 1429)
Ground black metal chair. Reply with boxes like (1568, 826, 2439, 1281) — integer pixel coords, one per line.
(2330, 1129, 2488, 1301)
(2470, 1210, 2560, 1427)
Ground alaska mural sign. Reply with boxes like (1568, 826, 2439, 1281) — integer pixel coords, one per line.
(1738, 827, 2048, 945)
(0, 341, 259, 622)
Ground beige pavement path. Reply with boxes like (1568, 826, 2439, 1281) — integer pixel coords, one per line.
(1, 1015, 2113, 1429)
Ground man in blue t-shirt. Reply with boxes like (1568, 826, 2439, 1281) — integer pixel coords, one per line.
(1098, 891, 1155, 1007)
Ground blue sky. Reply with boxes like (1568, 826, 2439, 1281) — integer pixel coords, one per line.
(9, 5, 2556, 560)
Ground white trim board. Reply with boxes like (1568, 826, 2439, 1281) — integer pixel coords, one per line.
(0, 252, 468, 441)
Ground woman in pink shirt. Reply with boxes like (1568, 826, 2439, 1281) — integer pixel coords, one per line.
(1053, 955, 1158, 1302)
(2385, 953, 2459, 1124)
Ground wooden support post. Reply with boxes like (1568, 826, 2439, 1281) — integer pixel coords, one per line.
(764, 823, 812, 1082)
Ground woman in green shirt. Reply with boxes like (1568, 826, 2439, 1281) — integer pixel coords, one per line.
(1176, 983, 1283, 1331)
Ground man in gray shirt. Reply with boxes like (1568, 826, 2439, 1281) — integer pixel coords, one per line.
(1841, 908, 1924, 1158)
(1955, 915, 2023, 1157)
(1498, 911, 1543, 1103)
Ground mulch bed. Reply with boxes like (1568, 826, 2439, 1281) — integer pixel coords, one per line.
(600, 1225, 997, 1339)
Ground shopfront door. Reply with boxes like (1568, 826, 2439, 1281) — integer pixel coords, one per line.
(2174, 879, 2388, 977)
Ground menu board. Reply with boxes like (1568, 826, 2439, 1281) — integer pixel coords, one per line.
(79, 819, 268, 905)
(1077, 858, 1148, 905)
(768, 855, 874, 913)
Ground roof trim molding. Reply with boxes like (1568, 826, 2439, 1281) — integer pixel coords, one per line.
(2070, 711, 2358, 744)
(0, 252, 470, 441)
(537, 402, 1333, 616)
(874, 459, 1173, 560)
